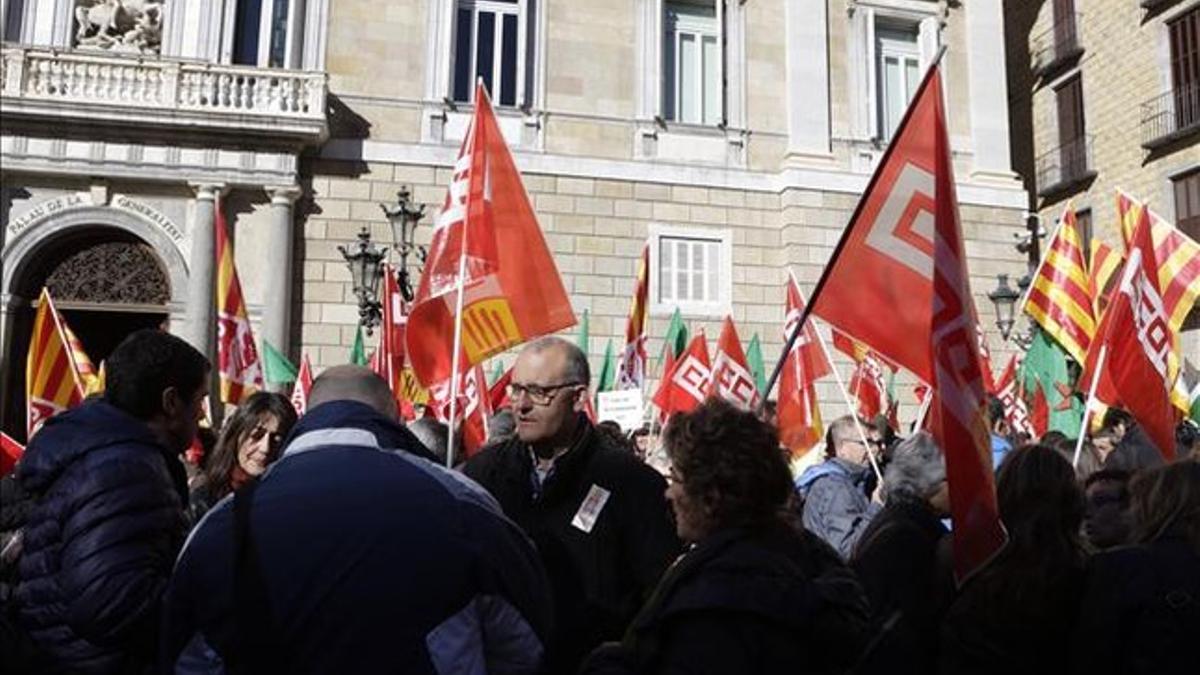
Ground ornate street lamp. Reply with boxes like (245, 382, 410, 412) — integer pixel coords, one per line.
(338, 227, 387, 335)
(988, 273, 1020, 343)
(380, 186, 427, 302)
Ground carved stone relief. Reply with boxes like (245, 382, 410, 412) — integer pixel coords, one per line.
(73, 0, 164, 55)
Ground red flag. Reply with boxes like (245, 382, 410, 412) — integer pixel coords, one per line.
(373, 265, 413, 418)
(652, 333, 711, 417)
(1, 432, 24, 475)
(976, 324, 998, 395)
(616, 242, 650, 390)
(707, 317, 759, 410)
(407, 83, 574, 390)
(216, 201, 264, 404)
(848, 355, 888, 419)
(808, 64, 1004, 582)
(996, 355, 1036, 438)
(290, 354, 314, 415)
(778, 276, 828, 455)
(26, 289, 86, 437)
(488, 365, 513, 410)
(1079, 208, 1178, 459)
(1029, 383, 1049, 438)
(429, 364, 493, 459)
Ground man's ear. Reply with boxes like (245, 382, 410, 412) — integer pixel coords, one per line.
(161, 386, 182, 418)
(572, 385, 588, 413)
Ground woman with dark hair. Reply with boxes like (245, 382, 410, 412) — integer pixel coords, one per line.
(1071, 461, 1200, 675)
(583, 398, 868, 675)
(187, 392, 297, 524)
(940, 445, 1087, 675)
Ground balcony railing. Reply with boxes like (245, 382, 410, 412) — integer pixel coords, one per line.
(1, 47, 327, 142)
(1141, 83, 1200, 148)
(1036, 134, 1096, 197)
(1140, 0, 1180, 10)
(1031, 13, 1084, 75)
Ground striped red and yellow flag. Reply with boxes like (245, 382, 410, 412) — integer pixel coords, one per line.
(62, 323, 102, 395)
(216, 202, 264, 404)
(1023, 205, 1095, 365)
(1088, 238, 1122, 319)
(26, 289, 86, 437)
(616, 241, 650, 390)
(1117, 189, 1200, 335)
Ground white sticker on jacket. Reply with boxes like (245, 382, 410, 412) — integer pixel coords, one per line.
(571, 484, 612, 533)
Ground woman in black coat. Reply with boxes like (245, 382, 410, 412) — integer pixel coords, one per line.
(582, 398, 869, 675)
(851, 432, 955, 675)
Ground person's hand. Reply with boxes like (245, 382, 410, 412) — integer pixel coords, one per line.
(870, 481, 884, 505)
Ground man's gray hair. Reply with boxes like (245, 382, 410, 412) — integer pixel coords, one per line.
(825, 415, 860, 457)
(523, 335, 590, 385)
(884, 432, 946, 501)
(407, 417, 450, 464)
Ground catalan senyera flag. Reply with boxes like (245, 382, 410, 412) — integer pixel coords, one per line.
(653, 332, 711, 417)
(616, 242, 650, 391)
(779, 275, 831, 455)
(407, 83, 574, 391)
(1089, 238, 1122, 318)
(26, 288, 87, 437)
(62, 323, 100, 395)
(290, 353, 314, 415)
(215, 202, 264, 404)
(806, 63, 1005, 582)
(1023, 205, 1096, 365)
(707, 316, 759, 410)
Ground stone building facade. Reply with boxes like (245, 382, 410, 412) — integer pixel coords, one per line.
(2, 0, 1027, 438)
(1005, 0, 1200, 356)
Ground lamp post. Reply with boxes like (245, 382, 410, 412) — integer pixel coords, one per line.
(381, 186, 427, 302)
(338, 227, 387, 335)
(990, 212, 1046, 348)
(987, 273, 1020, 343)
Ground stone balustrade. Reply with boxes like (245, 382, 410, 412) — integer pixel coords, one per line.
(1, 47, 327, 141)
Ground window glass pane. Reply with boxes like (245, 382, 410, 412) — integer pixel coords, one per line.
(453, 8, 473, 102)
(702, 35, 720, 125)
(233, 0, 264, 65)
(884, 56, 903, 139)
(500, 13, 518, 106)
(660, 239, 674, 302)
(691, 241, 705, 301)
(679, 33, 698, 124)
(677, 240, 690, 300)
(476, 11, 496, 100)
(268, 0, 290, 67)
(905, 58, 920, 103)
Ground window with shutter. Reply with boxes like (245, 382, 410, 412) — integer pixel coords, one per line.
(1056, 76, 1087, 182)
(1173, 169, 1200, 330)
(1169, 7, 1200, 131)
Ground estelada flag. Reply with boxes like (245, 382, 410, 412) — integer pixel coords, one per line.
(807, 62, 1004, 582)
(290, 353, 314, 415)
(216, 202, 264, 404)
(616, 242, 650, 391)
(1, 432, 24, 475)
(27, 288, 86, 437)
(407, 83, 574, 388)
(653, 332, 711, 417)
(1080, 207, 1178, 459)
(707, 316, 759, 410)
(1023, 205, 1096, 365)
(778, 275, 830, 454)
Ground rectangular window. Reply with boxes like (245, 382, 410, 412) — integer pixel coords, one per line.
(233, 0, 265, 65)
(232, 0, 306, 68)
(1169, 7, 1200, 130)
(664, 1, 722, 126)
(1174, 169, 1200, 330)
(659, 236, 720, 305)
(1052, 0, 1078, 56)
(876, 25, 920, 141)
(452, 0, 523, 106)
(1055, 76, 1086, 179)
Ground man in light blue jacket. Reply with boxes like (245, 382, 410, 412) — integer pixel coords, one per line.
(796, 415, 883, 560)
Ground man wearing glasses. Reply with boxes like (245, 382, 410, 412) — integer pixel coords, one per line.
(794, 415, 885, 560)
(463, 336, 680, 674)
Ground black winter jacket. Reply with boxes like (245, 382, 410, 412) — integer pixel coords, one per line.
(850, 496, 953, 675)
(462, 420, 681, 673)
(581, 522, 870, 675)
(14, 400, 188, 674)
(1071, 534, 1199, 675)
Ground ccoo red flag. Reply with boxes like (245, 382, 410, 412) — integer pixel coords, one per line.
(707, 316, 760, 410)
(216, 202, 264, 404)
(995, 355, 1036, 439)
(1, 432, 24, 475)
(1078, 208, 1178, 459)
(778, 275, 829, 455)
(373, 265, 414, 419)
(807, 63, 1004, 582)
(429, 364, 493, 459)
(407, 83, 574, 391)
(653, 333, 711, 417)
(290, 354, 314, 415)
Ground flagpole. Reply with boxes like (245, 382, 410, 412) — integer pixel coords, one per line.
(761, 45, 949, 411)
(913, 387, 933, 432)
(1072, 344, 1108, 469)
(812, 317, 885, 485)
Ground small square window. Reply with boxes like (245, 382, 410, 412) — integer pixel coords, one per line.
(649, 224, 732, 318)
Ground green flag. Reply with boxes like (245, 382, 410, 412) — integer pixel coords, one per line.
(577, 308, 590, 352)
(350, 326, 368, 366)
(1019, 327, 1083, 436)
(490, 359, 506, 387)
(660, 307, 688, 367)
(746, 333, 767, 395)
(262, 341, 298, 384)
(596, 338, 616, 394)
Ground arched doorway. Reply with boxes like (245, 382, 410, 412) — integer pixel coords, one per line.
(2, 227, 171, 440)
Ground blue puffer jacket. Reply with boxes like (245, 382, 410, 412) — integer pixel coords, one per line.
(15, 399, 188, 674)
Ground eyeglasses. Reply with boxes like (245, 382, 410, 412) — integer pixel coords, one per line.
(506, 381, 583, 406)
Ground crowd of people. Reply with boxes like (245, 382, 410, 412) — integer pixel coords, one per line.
(0, 328, 1197, 674)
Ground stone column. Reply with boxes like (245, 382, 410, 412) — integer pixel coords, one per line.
(966, 0, 1016, 180)
(262, 186, 301, 389)
(184, 183, 224, 361)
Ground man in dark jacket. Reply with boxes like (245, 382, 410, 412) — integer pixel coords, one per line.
(14, 329, 209, 674)
(463, 337, 681, 673)
(164, 366, 553, 673)
(796, 415, 882, 559)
